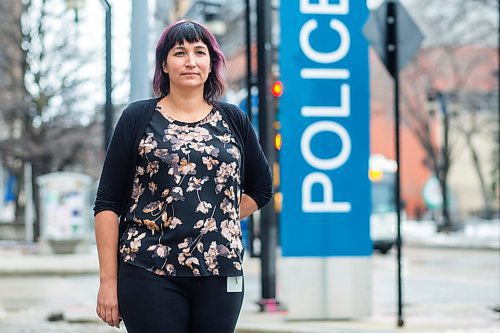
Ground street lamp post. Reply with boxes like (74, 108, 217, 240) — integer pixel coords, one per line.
(65, 0, 113, 151)
(101, 0, 113, 151)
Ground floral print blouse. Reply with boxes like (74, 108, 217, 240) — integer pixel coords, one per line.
(119, 105, 244, 277)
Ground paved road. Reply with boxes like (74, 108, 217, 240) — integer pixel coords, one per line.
(0, 246, 498, 332)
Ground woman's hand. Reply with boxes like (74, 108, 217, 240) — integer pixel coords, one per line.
(94, 211, 120, 328)
(96, 279, 121, 328)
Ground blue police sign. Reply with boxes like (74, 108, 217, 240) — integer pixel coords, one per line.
(280, 0, 371, 257)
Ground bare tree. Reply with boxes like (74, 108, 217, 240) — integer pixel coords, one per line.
(0, 0, 101, 236)
(398, 0, 498, 230)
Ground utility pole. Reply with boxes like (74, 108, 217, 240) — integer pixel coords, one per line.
(256, 0, 279, 312)
(130, 0, 150, 102)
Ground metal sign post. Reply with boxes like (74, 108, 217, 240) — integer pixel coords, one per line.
(363, 0, 424, 327)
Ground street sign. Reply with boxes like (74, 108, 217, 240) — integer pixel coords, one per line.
(363, 0, 424, 74)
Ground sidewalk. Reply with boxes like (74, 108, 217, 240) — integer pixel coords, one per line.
(0, 247, 498, 333)
(0, 220, 498, 333)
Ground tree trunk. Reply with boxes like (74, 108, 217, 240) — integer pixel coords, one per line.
(438, 173, 452, 233)
(438, 97, 452, 233)
(466, 134, 493, 218)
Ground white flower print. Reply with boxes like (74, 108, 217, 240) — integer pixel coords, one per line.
(143, 219, 160, 235)
(138, 133, 157, 156)
(164, 216, 182, 229)
(204, 145, 219, 157)
(226, 146, 240, 161)
(220, 198, 234, 216)
(192, 127, 212, 141)
(169, 158, 196, 184)
(196, 201, 212, 214)
(154, 149, 179, 165)
(194, 220, 204, 229)
(136, 166, 145, 176)
(221, 219, 243, 252)
(224, 187, 235, 200)
(178, 237, 193, 251)
(149, 182, 157, 195)
(204, 241, 220, 274)
(170, 187, 185, 201)
(187, 176, 209, 192)
(147, 244, 171, 258)
(130, 232, 146, 252)
(143, 201, 164, 214)
(216, 133, 231, 144)
(126, 228, 138, 240)
(201, 218, 217, 234)
(146, 161, 160, 177)
(166, 264, 176, 275)
(185, 257, 200, 269)
(201, 110, 222, 126)
(202, 156, 219, 170)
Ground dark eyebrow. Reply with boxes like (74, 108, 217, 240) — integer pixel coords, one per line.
(172, 44, 207, 50)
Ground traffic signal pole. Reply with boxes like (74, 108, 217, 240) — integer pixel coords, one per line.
(256, 0, 279, 311)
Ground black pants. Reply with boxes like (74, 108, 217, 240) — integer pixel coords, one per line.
(117, 263, 244, 333)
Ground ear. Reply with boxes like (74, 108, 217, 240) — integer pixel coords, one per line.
(162, 61, 168, 74)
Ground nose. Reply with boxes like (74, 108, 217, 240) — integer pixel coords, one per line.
(186, 53, 196, 67)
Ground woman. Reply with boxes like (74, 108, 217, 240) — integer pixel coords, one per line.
(93, 20, 272, 333)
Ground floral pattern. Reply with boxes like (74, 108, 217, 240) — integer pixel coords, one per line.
(119, 106, 243, 277)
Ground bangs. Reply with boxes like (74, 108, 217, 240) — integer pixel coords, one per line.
(167, 22, 210, 49)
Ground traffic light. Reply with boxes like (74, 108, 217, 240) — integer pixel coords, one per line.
(271, 80, 282, 152)
(274, 133, 282, 151)
(274, 120, 282, 151)
(271, 80, 283, 97)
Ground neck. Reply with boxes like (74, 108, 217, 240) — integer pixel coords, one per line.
(166, 86, 208, 113)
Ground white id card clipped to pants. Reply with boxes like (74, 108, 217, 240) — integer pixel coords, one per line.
(227, 276, 243, 292)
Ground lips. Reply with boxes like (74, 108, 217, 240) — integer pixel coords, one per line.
(181, 72, 199, 76)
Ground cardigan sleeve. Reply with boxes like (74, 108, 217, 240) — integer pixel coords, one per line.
(242, 116, 273, 209)
(93, 107, 135, 217)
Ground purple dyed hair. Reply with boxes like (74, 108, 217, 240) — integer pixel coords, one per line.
(153, 20, 226, 103)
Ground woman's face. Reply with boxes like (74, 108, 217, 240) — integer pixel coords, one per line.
(164, 39, 211, 91)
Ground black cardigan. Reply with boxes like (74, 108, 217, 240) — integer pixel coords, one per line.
(93, 97, 272, 237)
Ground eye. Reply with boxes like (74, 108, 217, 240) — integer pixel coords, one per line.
(173, 51, 185, 56)
(196, 50, 207, 56)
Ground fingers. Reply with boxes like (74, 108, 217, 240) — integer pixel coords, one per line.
(97, 302, 121, 328)
(109, 307, 121, 328)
